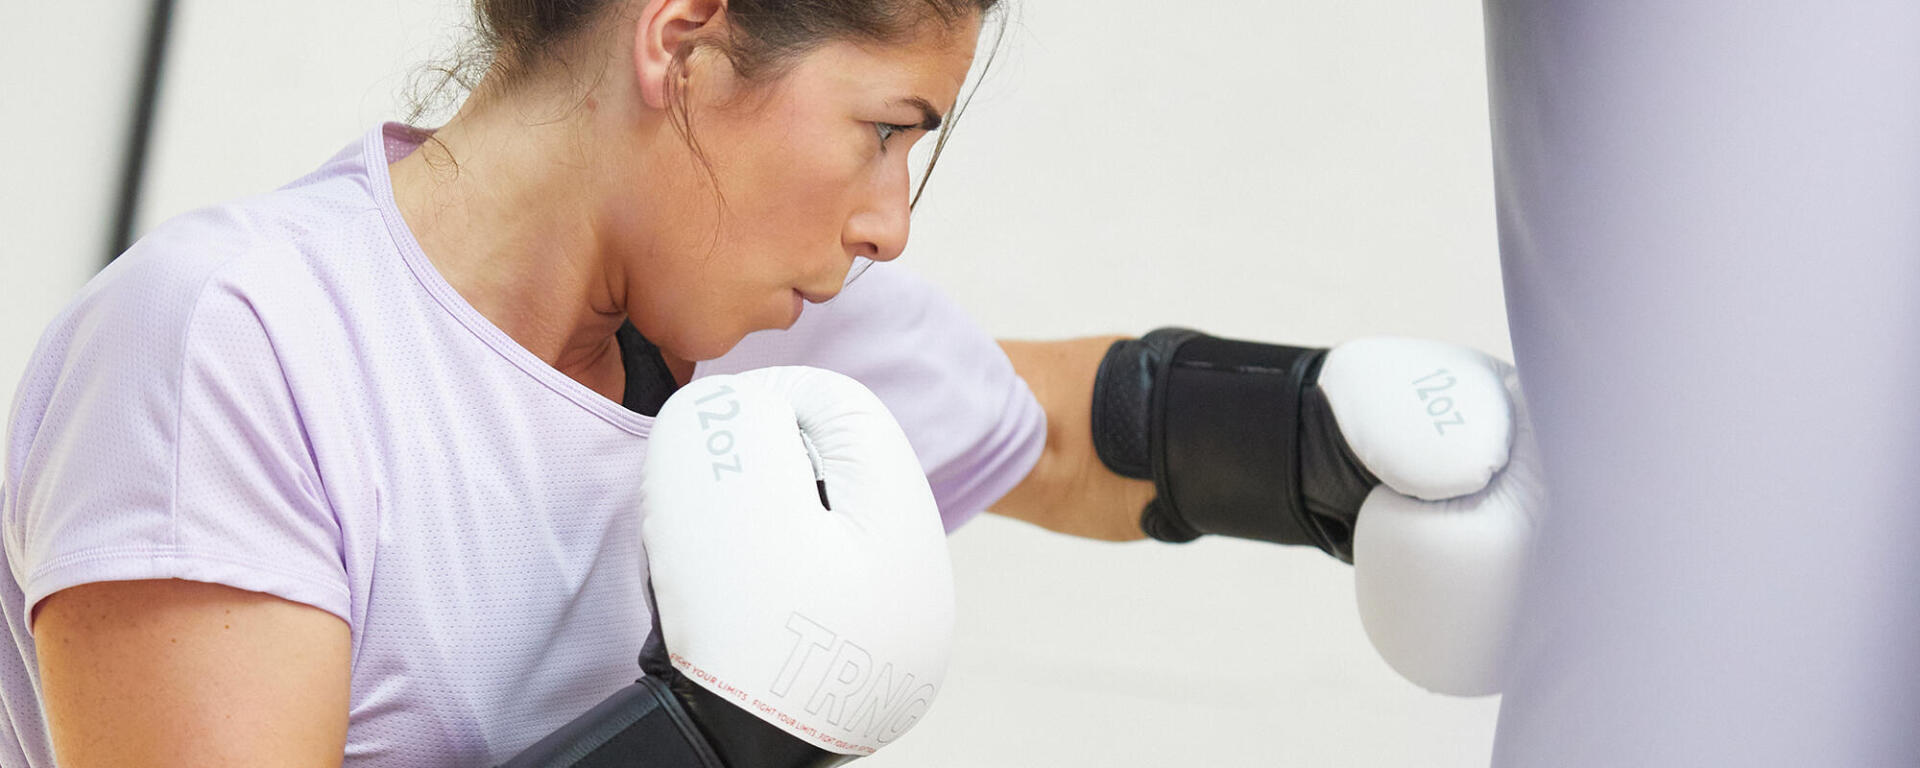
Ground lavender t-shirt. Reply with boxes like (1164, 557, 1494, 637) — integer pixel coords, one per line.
(0, 123, 1045, 766)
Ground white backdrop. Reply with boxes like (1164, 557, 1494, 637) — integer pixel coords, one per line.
(1, 1, 1507, 765)
(1, 3, 155, 416)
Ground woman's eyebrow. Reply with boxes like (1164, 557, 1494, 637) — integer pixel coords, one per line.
(893, 96, 945, 131)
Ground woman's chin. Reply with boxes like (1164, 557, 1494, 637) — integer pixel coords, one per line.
(670, 327, 757, 364)
(653, 303, 791, 364)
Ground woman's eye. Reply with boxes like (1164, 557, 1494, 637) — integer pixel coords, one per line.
(873, 122, 913, 148)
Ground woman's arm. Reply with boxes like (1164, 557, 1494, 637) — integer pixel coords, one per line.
(991, 338, 1154, 541)
(35, 578, 352, 768)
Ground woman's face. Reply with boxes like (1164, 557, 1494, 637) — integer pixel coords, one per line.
(617, 18, 982, 362)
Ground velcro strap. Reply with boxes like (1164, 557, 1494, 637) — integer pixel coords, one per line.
(1153, 335, 1330, 548)
(1094, 330, 1366, 555)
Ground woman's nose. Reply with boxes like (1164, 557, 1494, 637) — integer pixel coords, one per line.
(842, 161, 912, 263)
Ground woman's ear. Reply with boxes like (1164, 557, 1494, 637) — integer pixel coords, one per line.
(633, 0, 726, 110)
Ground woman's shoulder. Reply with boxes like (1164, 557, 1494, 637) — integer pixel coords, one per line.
(53, 143, 400, 361)
(93, 128, 400, 324)
(9, 169, 395, 456)
(50, 206, 354, 363)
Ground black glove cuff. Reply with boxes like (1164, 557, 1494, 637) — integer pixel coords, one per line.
(638, 585, 853, 768)
(1093, 328, 1369, 559)
(497, 676, 725, 768)
(1092, 329, 1200, 479)
(504, 585, 852, 768)
(668, 672, 855, 768)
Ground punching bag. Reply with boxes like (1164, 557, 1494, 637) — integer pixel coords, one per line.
(1484, 2, 1920, 766)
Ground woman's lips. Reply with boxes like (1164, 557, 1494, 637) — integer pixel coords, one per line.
(787, 288, 837, 328)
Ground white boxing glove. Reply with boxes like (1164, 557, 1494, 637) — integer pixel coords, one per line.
(1317, 338, 1514, 501)
(641, 366, 955, 757)
(1090, 332, 1541, 698)
(1334, 343, 1542, 697)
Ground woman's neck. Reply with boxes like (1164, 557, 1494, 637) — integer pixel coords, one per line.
(389, 103, 652, 401)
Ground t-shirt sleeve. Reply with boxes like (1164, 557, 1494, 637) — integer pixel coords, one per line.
(696, 262, 1046, 531)
(3, 251, 349, 625)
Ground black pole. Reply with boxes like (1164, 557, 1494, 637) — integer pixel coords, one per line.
(106, 0, 177, 265)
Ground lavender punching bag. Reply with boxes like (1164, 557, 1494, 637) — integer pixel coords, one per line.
(1483, 2, 1920, 766)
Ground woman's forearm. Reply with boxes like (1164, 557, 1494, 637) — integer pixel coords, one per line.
(992, 337, 1154, 541)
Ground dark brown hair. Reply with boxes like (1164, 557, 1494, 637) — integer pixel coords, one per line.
(476, 0, 999, 85)
(417, 0, 1004, 206)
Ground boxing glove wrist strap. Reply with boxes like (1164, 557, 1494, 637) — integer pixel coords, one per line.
(663, 666, 856, 768)
(498, 676, 724, 768)
(1091, 328, 1378, 561)
(498, 672, 854, 768)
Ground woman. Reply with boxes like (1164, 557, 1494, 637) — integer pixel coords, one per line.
(2, 0, 1537, 763)
(0, 0, 1106, 764)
